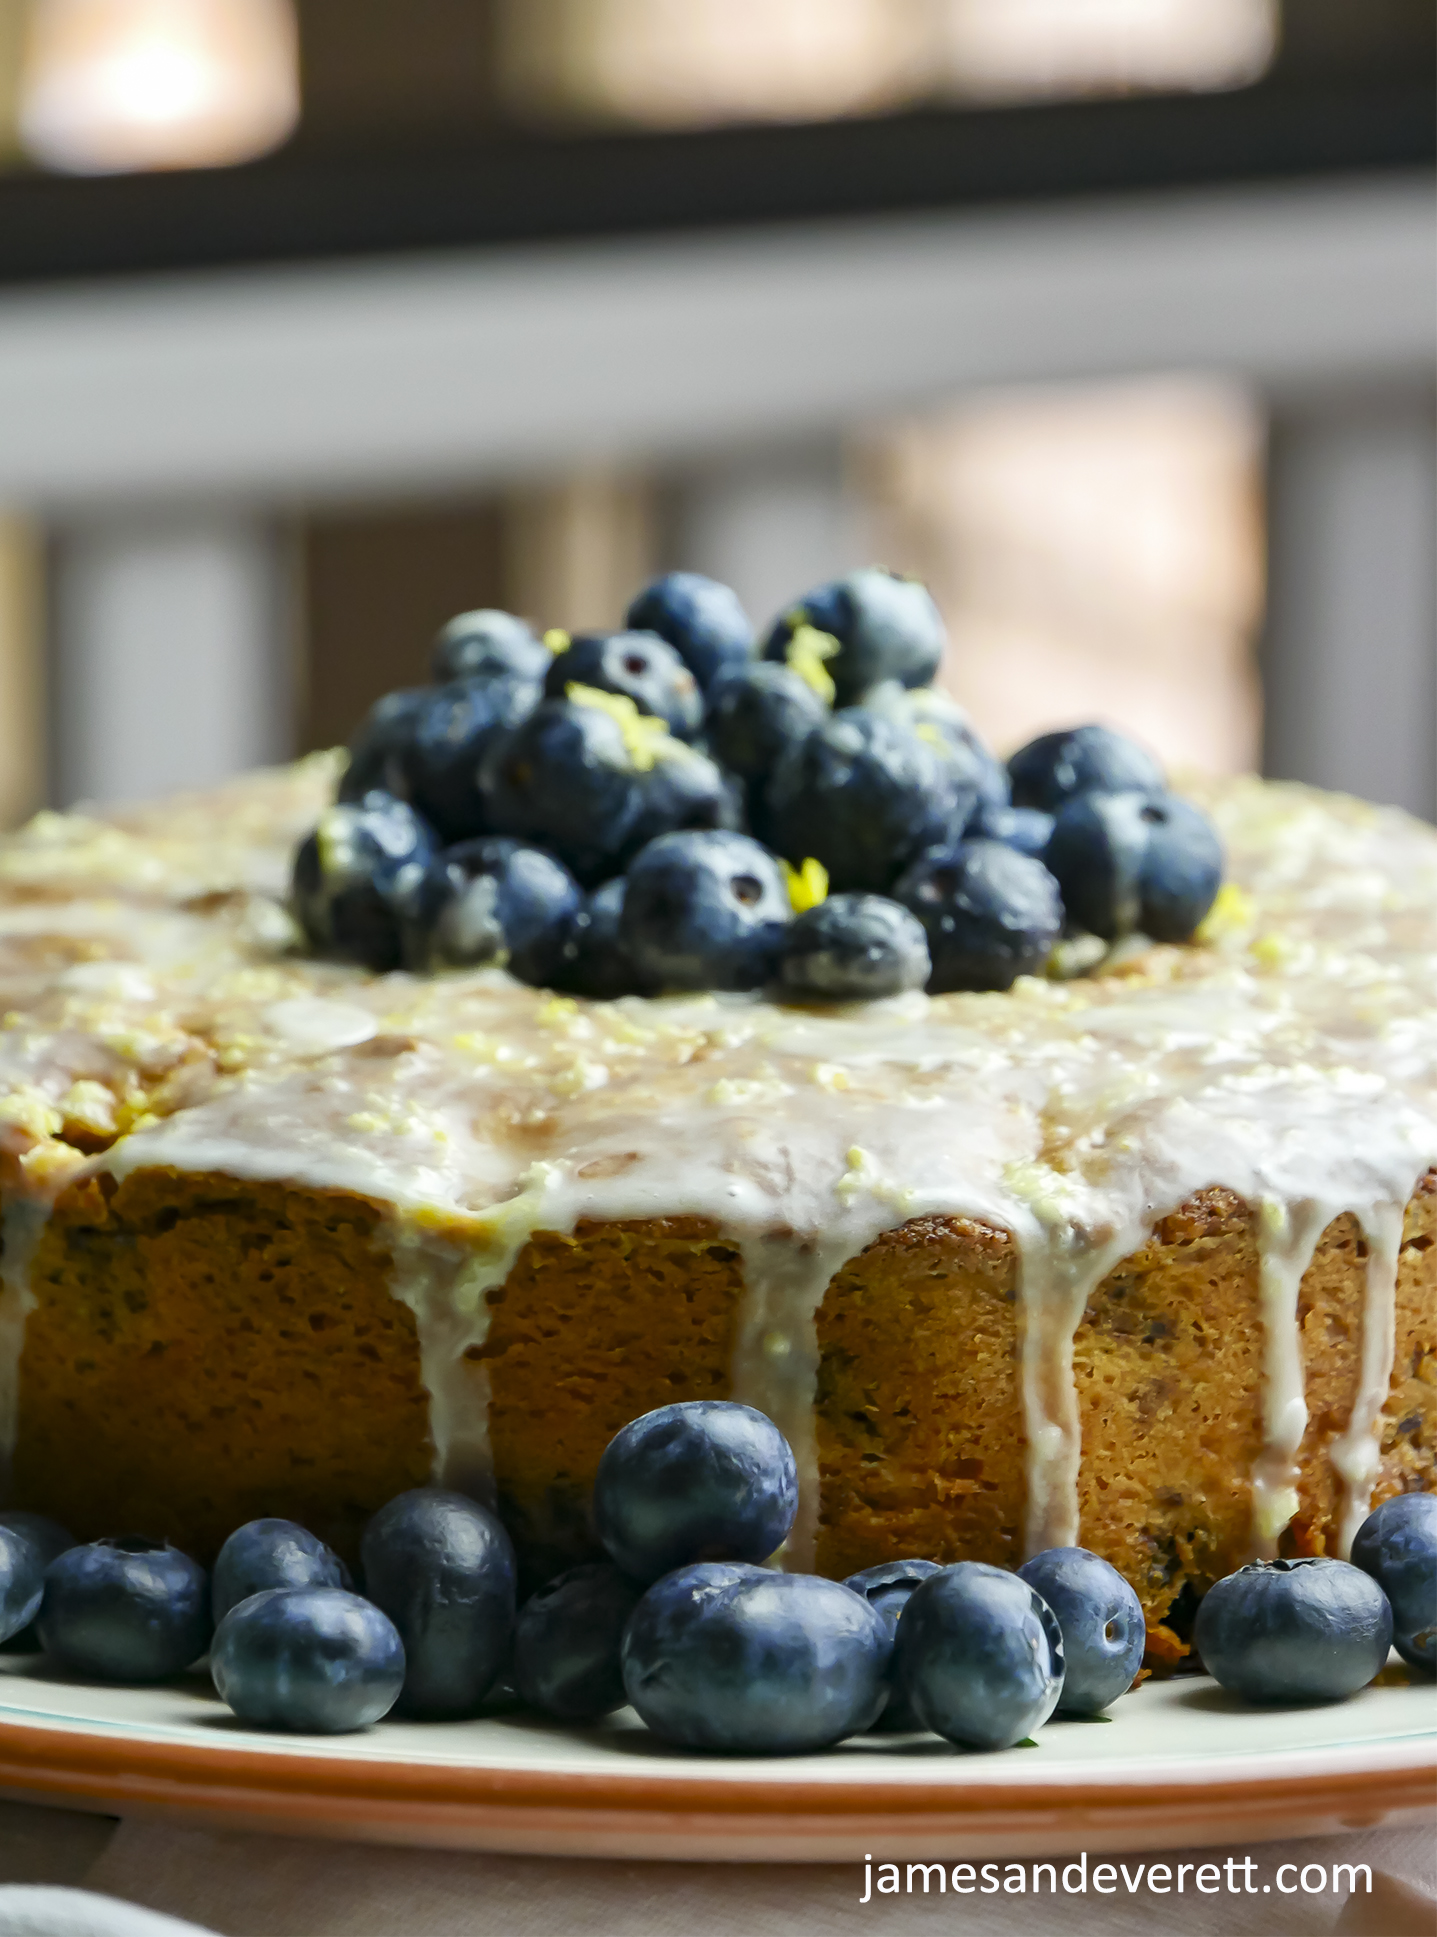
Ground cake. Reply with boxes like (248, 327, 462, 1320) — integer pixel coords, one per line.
(0, 757, 1433, 1657)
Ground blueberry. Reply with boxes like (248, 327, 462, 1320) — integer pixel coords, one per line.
(626, 572, 754, 693)
(551, 878, 649, 1000)
(894, 839, 1062, 992)
(623, 741, 744, 862)
(761, 709, 968, 896)
(360, 1489, 516, 1719)
(763, 569, 945, 707)
(0, 1527, 45, 1645)
(546, 632, 703, 741)
(211, 1588, 405, 1734)
(622, 1562, 888, 1753)
(704, 662, 827, 791)
(292, 792, 437, 972)
(593, 1400, 799, 1585)
(339, 687, 430, 803)
(211, 1519, 348, 1626)
(513, 1562, 645, 1722)
(620, 830, 791, 993)
(894, 1562, 1065, 1750)
(480, 698, 644, 886)
(1017, 1547, 1144, 1714)
(393, 677, 542, 844)
(0, 1511, 75, 1570)
(777, 894, 930, 1003)
(37, 1538, 210, 1683)
(1045, 790, 1223, 942)
(968, 804, 1055, 861)
(431, 608, 551, 685)
(871, 686, 1009, 811)
(1194, 1557, 1393, 1703)
(842, 1558, 942, 1731)
(1350, 1493, 1436, 1673)
(1008, 724, 1165, 814)
(397, 838, 580, 983)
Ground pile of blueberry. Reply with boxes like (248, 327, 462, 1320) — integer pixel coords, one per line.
(1, 1409, 1430, 1745)
(292, 569, 1225, 1001)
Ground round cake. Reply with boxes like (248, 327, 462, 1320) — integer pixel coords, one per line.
(0, 752, 1432, 1659)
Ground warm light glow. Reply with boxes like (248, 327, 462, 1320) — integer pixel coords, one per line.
(863, 379, 1265, 776)
(937, 0, 1278, 102)
(20, 0, 299, 174)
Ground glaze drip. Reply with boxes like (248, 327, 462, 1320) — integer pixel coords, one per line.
(1330, 1200, 1404, 1557)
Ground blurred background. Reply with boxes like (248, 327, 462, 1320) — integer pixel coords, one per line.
(0, 0, 1431, 824)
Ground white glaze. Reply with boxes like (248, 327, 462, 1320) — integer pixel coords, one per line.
(1330, 1200, 1405, 1556)
(0, 769, 1431, 1562)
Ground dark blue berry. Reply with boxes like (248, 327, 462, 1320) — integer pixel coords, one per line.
(431, 609, 551, 685)
(1008, 724, 1165, 814)
(763, 570, 945, 707)
(37, 1538, 211, 1683)
(0, 1511, 74, 1570)
(621, 1562, 888, 1752)
(878, 688, 1009, 811)
(627, 572, 754, 693)
(339, 688, 430, 803)
(762, 709, 969, 896)
(624, 741, 743, 861)
(1350, 1494, 1435, 1673)
(360, 1490, 516, 1719)
(1193, 1557, 1393, 1703)
(894, 839, 1062, 992)
(397, 838, 580, 983)
(546, 632, 703, 741)
(551, 878, 649, 999)
(620, 830, 791, 993)
(211, 1588, 404, 1734)
(842, 1558, 942, 1731)
(593, 1400, 798, 1585)
(894, 1562, 1065, 1750)
(968, 804, 1055, 861)
(1046, 790, 1223, 942)
(480, 698, 644, 885)
(1017, 1547, 1144, 1714)
(394, 677, 541, 844)
(292, 792, 437, 972)
(777, 894, 930, 1002)
(704, 662, 827, 791)
(211, 1519, 348, 1626)
(512, 1562, 644, 1722)
(0, 1527, 45, 1646)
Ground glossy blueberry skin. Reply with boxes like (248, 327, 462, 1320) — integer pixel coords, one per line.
(1350, 1493, 1436, 1672)
(292, 791, 438, 971)
(394, 677, 542, 844)
(431, 608, 551, 686)
(0, 1527, 45, 1646)
(212, 1588, 405, 1734)
(764, 570, 945, 708)
(546, 631, 703, 741)
(360, 1490, 516, 1719)
(211, 1519, 348, 1626)
(894, 839, 1062, 992)
(843, 1558, 942, 1731)
(593, 1401, 799, 1585)
(704, 663, 827, 786)
(37, 1538, 211, 1684)
(622, 1562, 888, 1753)
(762, 709, 969, 896)
(1194, 1558, 1393, 1703)
(777, 894, 930, 1003)
(1008, 724, 1165, 815)
(397, 837, 581, 983)
(620, 830, 791, 993)
(873, 687, 1009, 812)
(1046, 789, 1223, 943)
(623, 742, 743, 864)
(513, 1562, 645, 1722)
(969, 804, 1055, 861)
(340, 687, 430, 803)
(551, 878, 649, 999)
(894, 1563, 1065, 1750)
(480, 698, 644, 885)
(627, 572, 754, 693)
(1017, 1547, 1144, 1714)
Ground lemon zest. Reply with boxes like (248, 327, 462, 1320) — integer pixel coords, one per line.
(780, 856, 829, 914)
(544, 628, 571, 653)
(784, 624, 840, 705)
(565, 683, 671, 771)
